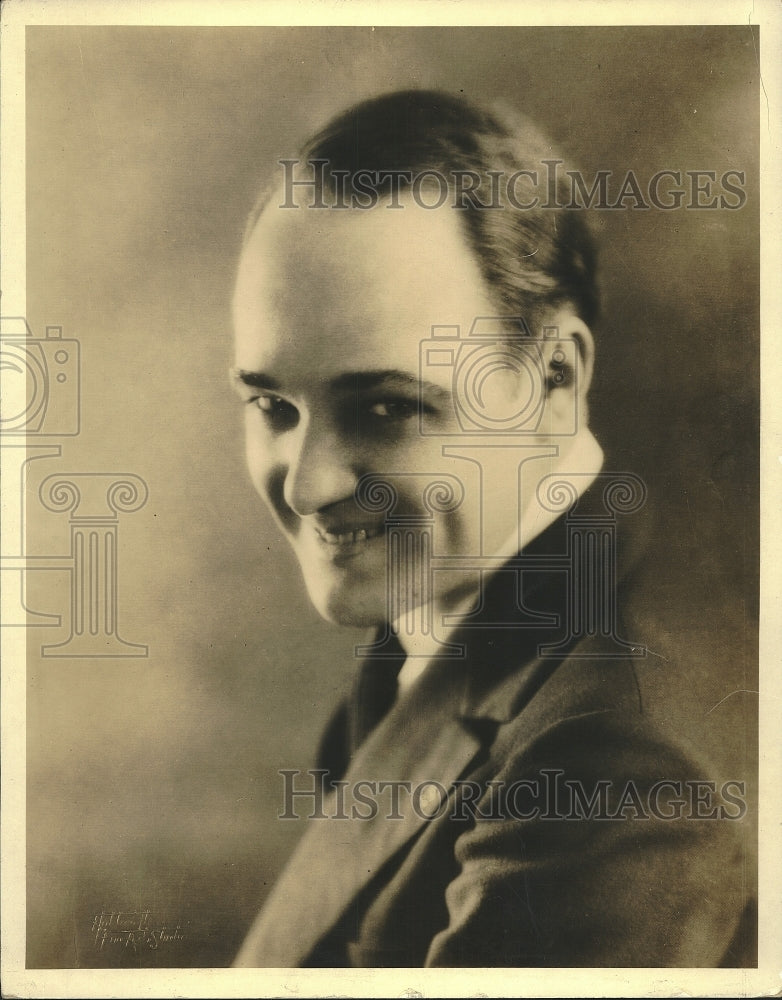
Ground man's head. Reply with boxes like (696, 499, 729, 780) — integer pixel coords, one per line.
(232, 89, 598, 627)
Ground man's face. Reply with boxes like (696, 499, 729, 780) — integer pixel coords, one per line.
(232, 197, 563, 627)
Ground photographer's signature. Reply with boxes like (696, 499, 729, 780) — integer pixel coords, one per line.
(91, 909, 184, 952)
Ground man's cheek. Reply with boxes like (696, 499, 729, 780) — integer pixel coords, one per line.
(247, 454, 293, 527)
(261, 468, 291, 515)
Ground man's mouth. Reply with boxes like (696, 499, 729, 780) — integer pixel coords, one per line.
(313, 524, 384, 547)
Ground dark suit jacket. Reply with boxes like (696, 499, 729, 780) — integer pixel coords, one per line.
(235, 482, 756, 968)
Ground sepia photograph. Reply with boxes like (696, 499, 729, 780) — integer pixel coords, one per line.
(1, 3, 779, 997)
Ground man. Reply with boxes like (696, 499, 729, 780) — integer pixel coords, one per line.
(231, 90, 753, 967)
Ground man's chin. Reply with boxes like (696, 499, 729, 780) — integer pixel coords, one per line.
(305, 582, 387, 630)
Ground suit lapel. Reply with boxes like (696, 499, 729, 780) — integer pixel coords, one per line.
(234, 655, 483, 968)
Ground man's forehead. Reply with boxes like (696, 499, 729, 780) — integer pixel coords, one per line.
(233, 196, 496, 358)
(240, 194, 486, 285)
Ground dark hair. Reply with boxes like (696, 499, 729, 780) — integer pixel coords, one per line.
(246, 89, 599, 329)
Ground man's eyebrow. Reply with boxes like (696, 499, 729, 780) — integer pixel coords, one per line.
(229, 367, 452, 400)
(330, 370, 451, 398)
(230, 368, 280, 391)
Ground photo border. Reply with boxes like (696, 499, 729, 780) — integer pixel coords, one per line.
(2, 1, 779, 996)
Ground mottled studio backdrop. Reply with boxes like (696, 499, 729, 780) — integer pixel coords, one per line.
(23, 26, 758, 967)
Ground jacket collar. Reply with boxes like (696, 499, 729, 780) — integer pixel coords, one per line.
(395, 427, 605, 691)
(452, 467, 651, 722)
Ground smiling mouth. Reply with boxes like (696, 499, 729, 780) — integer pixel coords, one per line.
(313, 525, 384, 547)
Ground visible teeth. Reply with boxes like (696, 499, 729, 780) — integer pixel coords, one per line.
(317, 526, 379, 545)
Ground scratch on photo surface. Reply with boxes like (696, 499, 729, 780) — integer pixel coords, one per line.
(706, 689, 759, 716)
(747, 10, 769, 132)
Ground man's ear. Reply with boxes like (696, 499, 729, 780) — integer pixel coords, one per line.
(541, 307, 594, 402)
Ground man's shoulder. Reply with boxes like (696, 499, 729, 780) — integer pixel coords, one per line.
(491, 638, 709, 785)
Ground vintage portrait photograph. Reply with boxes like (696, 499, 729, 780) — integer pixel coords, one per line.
(1, 2, 779, 997)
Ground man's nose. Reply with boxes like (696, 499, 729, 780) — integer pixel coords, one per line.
(282, 419, 358, 516)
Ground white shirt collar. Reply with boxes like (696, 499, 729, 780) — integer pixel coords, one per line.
(395, 427, 604, 692)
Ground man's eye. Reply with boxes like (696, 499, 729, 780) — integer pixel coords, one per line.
(366, 399, 420, 421)
(251, 394, 298, 429)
